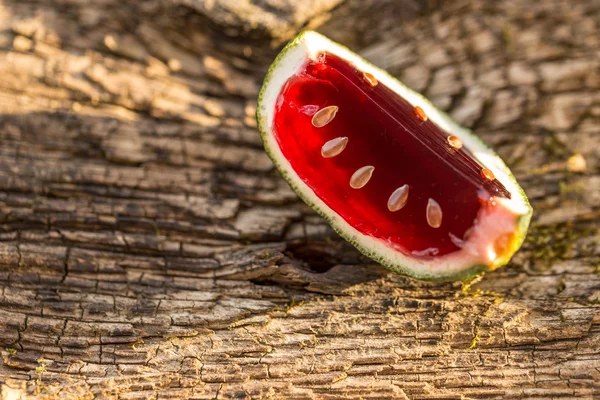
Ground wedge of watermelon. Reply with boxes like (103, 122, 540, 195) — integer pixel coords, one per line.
(257, 31, 532, 281)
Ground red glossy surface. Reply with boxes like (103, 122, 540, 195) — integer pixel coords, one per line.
(273, 52, 510, 256)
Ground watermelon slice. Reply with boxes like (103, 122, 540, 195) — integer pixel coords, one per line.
(256, 31, 532, 281)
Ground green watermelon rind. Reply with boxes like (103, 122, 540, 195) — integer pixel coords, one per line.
(256, 31, 532, 282)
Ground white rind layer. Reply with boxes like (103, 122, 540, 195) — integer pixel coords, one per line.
(257, 31, 532, 281)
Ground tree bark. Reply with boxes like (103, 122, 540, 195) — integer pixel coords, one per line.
(0, 0, 599, 399)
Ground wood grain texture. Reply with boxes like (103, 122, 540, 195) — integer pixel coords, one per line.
(0, 0, 599, 398)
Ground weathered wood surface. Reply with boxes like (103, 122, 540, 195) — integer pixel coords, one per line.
(0, 0, 599, 398)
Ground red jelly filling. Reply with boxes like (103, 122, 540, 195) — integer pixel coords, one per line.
(273, 52, 510, 257)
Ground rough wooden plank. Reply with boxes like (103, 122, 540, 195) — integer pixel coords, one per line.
(0, 0, 599, 399)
